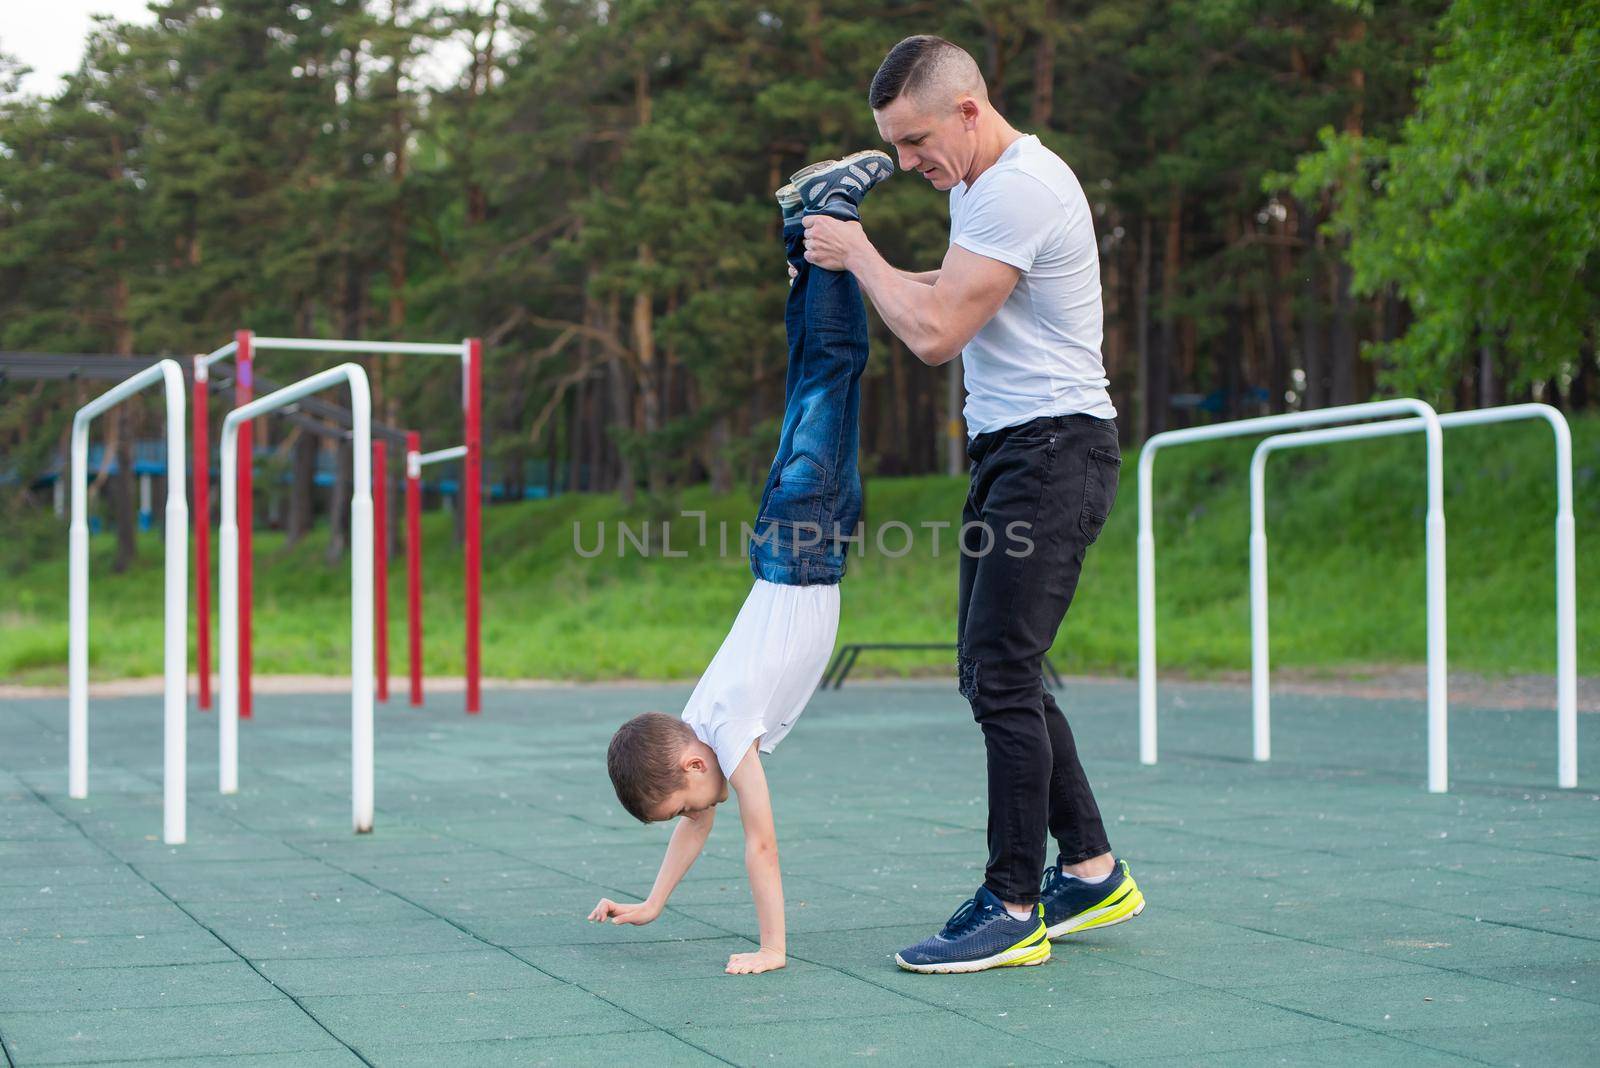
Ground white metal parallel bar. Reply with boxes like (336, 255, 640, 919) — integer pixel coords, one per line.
(1252, 404, 1577, 788)
(416, 445, 467, 466)
(219, 363, 375, 833)
(1138, 398, 1449, 791)
(251, 336, 462, 357)
(75, 362, 180, 421)
(69, 359, 188, 844)
(197, 340, 238, 370)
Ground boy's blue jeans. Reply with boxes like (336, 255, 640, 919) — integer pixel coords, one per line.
(748, 216, 868, 586)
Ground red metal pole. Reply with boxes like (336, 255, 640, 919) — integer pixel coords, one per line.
(236, 330, 254, 720)
(406, 432, 423, 707)
(373, 440, 389, 703)
(192, 358, 211, 710)
(464, 338, 482, 714)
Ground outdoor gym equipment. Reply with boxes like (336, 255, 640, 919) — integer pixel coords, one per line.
(68, 359, 188, 844)
(1250, 403, 1577, 787)
(193, 332, 482, 717)
(403, 441, 469, 707)
(1138, 398, 1450, 791)
(218, 364, 375, 833)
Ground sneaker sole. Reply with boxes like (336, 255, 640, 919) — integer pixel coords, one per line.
(787, 150, 891, 187)
(1046, 881, 1146, 940)
(894, 928, 1052, 974)
(790, 150, 894, 205)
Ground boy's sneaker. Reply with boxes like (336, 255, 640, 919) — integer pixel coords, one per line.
(1041, 858, 1146, 940)
(775, 182, 802, 223)
(895, 885, 1051, 974)
(788, 150, 894, 217)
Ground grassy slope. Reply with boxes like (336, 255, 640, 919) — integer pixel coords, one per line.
(4, 415, 1597, 684)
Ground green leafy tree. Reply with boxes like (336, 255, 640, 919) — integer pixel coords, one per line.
(1288, 0, 1600, 403)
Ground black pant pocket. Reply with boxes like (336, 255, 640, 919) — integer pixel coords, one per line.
(1079, 445, 1121, 545)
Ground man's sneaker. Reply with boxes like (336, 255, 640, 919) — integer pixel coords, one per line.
(788, 150, 894, 216)
(895, 885, 1051, 974)
(1040, 858, 1146, 940)
(775, 182, 802, 223)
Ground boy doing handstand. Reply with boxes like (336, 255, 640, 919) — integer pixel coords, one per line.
(588, 150, 893, 974)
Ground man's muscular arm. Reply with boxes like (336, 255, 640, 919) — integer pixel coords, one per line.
(801, 216, 1013, 366)
(790, 265, 936, 285)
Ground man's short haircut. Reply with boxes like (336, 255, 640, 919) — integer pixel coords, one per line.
(869, 35, 985, 111)
(608, 712, 697, 823)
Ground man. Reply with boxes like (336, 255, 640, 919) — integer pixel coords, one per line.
(800, 35, 1145, 974)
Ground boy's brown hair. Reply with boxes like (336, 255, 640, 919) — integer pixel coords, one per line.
(607, 712, 697, 823)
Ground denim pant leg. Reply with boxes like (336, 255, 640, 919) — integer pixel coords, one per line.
(749, 213, 869, 586)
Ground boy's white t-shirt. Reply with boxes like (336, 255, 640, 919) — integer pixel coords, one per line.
(680, 579, 840, 777)
(948, 134, 1117, 435)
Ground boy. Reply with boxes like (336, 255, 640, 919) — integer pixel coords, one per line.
(587, 149, 894, 975)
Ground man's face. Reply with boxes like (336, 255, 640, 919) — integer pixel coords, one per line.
(873, 93, 978, 191)
(645, 750, 728, 823)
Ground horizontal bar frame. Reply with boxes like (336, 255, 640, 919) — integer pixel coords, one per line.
(1138, 398, 1449, 791)
(69, 359, 188, 844)
(218, 363, 376, 833)
(416, 445, 468, 466)
(1251, 403, 1576, 787)
(251, 336, 462, 357)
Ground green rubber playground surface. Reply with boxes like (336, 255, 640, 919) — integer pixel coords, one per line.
(2, 680, 1597, 1066)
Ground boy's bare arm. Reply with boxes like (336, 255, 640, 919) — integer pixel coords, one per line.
(588, 807, 714, 925)
(725, 743, 786, 974)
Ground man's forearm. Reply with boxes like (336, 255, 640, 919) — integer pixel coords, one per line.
(850, 245, 957, 364)
(803, 213, 1014, 364)
(897, 268, 940, 286)
(645, 811, 713, 907)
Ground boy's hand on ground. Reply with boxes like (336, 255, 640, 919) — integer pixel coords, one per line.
(587, 898, 660, 925)
(725, 947, 786, 975)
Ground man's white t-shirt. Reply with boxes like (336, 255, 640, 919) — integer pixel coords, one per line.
(948, 134, 1116, 435)
(680, 579, 839, 777)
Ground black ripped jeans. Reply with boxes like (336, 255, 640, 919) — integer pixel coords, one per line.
(957, 413, 1121, 905)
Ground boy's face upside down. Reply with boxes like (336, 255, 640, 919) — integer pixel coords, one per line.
(643, 737, 729, 823)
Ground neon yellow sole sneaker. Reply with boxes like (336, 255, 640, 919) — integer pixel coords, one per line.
(1041, 858, 1146, 940)
(895, 887, 1053, 973)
